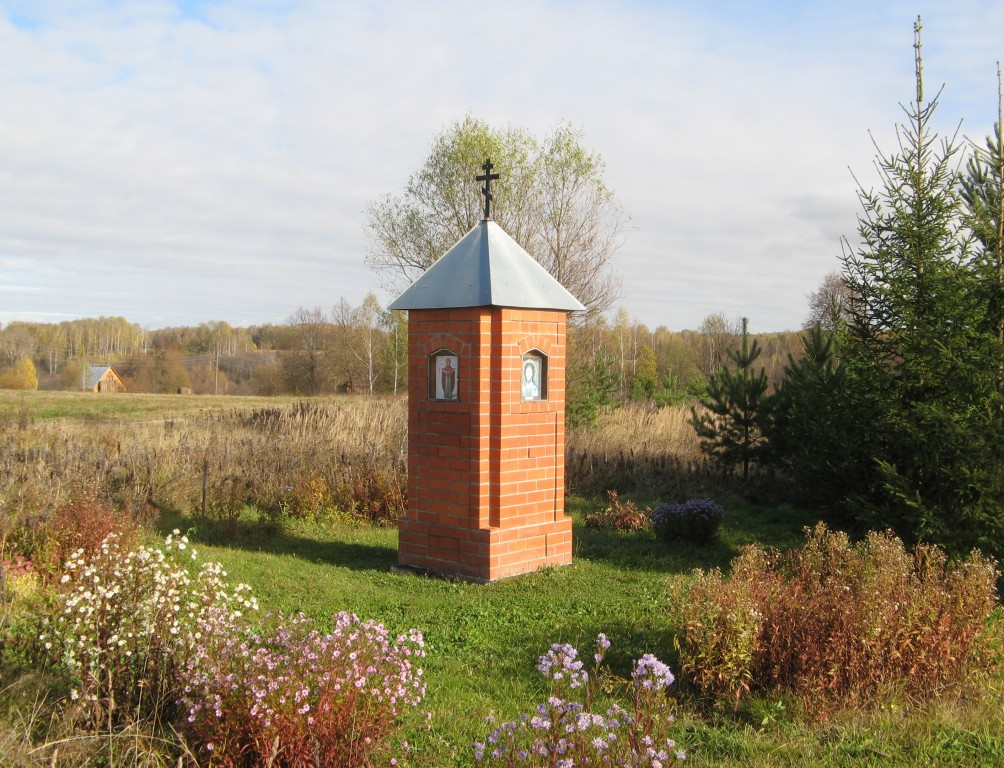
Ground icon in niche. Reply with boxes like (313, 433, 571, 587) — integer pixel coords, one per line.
(521, 355, 544, 401)
(432, 353, 459, 400)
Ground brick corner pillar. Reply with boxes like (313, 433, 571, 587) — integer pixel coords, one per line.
(388, 218, 582, 582)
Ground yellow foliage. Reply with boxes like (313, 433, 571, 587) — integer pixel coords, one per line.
(0, 358, 38, 390)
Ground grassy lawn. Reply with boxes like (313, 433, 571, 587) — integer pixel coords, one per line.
(158, 500, 1004, 767)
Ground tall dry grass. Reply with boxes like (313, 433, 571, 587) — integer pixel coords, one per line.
(565, 402, 718, 498)
(0, 397, 408, 560)
(1, 394, 748, 562)
(565, 402, 788, 502)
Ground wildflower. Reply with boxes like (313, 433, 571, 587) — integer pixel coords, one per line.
(474, 636, 683, 766)
(633, 654, 675, 690)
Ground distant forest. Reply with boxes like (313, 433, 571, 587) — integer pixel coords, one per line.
(0, 294, 804, 408)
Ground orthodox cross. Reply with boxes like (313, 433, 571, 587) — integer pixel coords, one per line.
(475, 158, 500, 219)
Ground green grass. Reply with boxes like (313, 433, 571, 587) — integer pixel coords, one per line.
(152, 499, 1004, 767)
(0, 389, 317, 422)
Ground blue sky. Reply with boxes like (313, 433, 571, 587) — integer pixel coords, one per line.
(1, 0, 1003, 332)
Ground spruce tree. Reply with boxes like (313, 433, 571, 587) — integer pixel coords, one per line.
(690, 318, 768, 481)
(832, 19, 1004, 555)
(960, 68, 1004, 399)
(763, 326, 854, 507)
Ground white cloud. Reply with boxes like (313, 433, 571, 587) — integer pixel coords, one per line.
(1, 0, 1002, 330)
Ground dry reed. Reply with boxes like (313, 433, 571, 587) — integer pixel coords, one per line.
(2, 395, 753, 559)
(565, 402, 722, 498)
(0, 398, 408, 557)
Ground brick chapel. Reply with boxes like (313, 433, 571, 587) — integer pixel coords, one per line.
(389, 160, 584, 582)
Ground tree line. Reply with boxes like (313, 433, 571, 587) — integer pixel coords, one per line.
(0, 300, 804, 405)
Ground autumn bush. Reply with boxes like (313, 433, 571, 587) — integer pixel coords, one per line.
(584, 490, 651, 531)
(39, 530, 258, 729)
(671, 524, 1000, 711)
(283, 472, 330, 520)
(34, 495, 142, 578)
(0, 555, 42, 663)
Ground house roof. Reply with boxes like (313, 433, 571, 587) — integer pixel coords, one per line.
(388, 219, 586, 312)
(84, 365, 117, 390)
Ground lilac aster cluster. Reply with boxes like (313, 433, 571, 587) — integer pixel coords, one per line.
(537, 642, 589, 688)
(181, 610, 426, 766)
(633, 654, 676, 691)
(473, 634, 685, 766)
(650, 498, 725, 544)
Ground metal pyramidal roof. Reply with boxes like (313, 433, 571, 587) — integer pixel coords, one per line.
(388, 220, 586, 312)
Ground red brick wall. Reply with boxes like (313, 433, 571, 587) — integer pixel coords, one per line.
(399, 306, 573, 581)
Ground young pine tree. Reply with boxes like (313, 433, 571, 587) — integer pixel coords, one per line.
(690, 318, 768, 481)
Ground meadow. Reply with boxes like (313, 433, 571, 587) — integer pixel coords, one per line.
(1, 391, 1002, 767)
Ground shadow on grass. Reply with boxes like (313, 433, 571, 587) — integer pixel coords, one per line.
(569, 494, 822, 575)
(154, 511, 398, 572)
(573, 523, 739, 574)
(152, 495, 820, 578)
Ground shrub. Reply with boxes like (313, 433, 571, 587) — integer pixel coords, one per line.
(672, 523, 1000, 711)
(650, 498, 725, 545)
(39, 530, 258, 729)
(669, 547, 774, 708)
(35, 495, 141, 579)
(329, 456, 408, 524)
(1, 556, 43, 653)
(584, 490, 651, 532)
(0, 555, 35, 584)
(472, 634, 685, 766)
(180, 611, 426, 768)
(284, 473, 329, 520)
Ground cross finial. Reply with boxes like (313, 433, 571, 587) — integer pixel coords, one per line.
(475, 158, 500, 220)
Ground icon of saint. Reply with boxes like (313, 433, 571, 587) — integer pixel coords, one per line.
(441, 357, 456, 399)
(522, 361, 539, 400)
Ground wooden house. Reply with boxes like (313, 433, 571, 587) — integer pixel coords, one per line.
(84, 365, 126, 393)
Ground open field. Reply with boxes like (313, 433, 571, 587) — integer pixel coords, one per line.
(0, 391, 409, 540)
(0, 391, 718, 540)
(2, 391, 1002, 766)
(0, 389, 316, 422)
